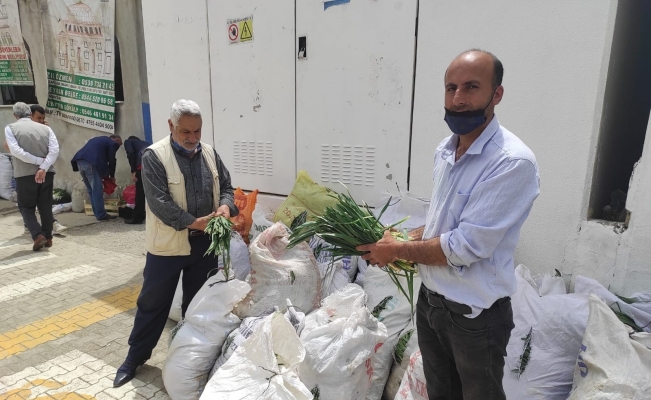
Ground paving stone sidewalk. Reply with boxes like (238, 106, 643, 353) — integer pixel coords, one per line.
(0, 213, 174, 400)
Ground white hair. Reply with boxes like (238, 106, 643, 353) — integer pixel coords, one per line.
(170, 99, 201, 127)
(13, 102, 32, 118)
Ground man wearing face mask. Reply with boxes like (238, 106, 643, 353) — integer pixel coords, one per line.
(357, 49, 540, 399)
(113, 99, 238, 387)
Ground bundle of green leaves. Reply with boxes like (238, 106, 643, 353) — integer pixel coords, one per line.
(288, 188, 417, 313)
(204, 216, 235, 280)
(52, 188, 71, 204)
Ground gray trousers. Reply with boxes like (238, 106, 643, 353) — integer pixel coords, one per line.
(16, 172, 55, 240)
(417, 284, 514, 400)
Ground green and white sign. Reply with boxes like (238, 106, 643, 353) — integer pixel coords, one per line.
(42, 0, 115, 133)
(0, 0, 34, 85)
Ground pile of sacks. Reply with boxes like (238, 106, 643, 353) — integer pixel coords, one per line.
(162, 188, 434, 400)
(162, 179, 651, 400)
(163, 221, 396, 400)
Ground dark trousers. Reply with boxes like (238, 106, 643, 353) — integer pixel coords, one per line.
(417, 284, 514, 400)
(126, 234, 218, 363)
(132, 169, 145, 221)
(16, 172, 55, 240)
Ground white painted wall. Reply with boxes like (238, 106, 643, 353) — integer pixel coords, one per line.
(616, 127, 651, 294)
(296, 0, 418, 201)
(208, 0, 296, 195)
(409, 0, 618, 279)
(141, 0, 213, 145)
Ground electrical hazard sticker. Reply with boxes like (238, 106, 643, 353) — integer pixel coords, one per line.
(227, 16, 253, 44)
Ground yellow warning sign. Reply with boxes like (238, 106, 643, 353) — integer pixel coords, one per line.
(227, 16, 253, 44)
(240, 19, 253, 42)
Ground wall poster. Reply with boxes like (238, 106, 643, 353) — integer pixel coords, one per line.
(0, 0, 34, 85)
(42, 0, 116, 133)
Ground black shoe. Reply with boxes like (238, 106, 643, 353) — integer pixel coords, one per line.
(113, 359, 145, 387)
(98, 215, 118, 221)
(124, 219, 144, 225)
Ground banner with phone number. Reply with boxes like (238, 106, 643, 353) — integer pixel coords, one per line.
(0, 0, 34, 85)
(42, 0, 115, 133)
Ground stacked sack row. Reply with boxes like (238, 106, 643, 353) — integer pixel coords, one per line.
(162, 172, 432, 400)
(163, 222, 393, 400)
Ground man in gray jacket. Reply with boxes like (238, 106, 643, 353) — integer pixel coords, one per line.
(4, 102, 59, 250)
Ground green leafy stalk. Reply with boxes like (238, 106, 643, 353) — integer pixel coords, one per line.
(615, 294, 636, 305)
(394, 329, 415, 364)
(291, 210, 308, 231)
(311, 385, 320, 400)
(512, 327, 533, 378)
(287, 185, 418, 313)
(611, 303, 643, 332)
(372, 295, 394, 319)
(204, 216, 235, 280)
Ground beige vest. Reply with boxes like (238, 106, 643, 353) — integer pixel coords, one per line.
(9, 118, 55, 178)
(145, 138, 221, 256)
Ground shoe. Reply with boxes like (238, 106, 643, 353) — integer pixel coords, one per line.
(98, 215, 118, 221)
(53, 221, 67, 235)
(113, 359, 145, 387)
(45, 238, 53, 248)
(33, 235, 47, 251)
(124, 219, 144, 225)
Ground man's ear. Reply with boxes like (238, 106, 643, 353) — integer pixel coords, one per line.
(493, 85, 504, 106)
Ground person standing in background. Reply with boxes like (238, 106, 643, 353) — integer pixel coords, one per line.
(123, 135, 149, 224)
(4, 102, 59, 250)
(27, 104, 67, 234)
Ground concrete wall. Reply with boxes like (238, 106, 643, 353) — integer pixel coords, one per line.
(140, 0, 212, 145)
(565, 0, 651, 294)
(0, 0, 148, 192)
(568, 117, 651, 295)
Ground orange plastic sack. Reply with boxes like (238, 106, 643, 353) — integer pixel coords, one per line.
(230, 187, 258, 244)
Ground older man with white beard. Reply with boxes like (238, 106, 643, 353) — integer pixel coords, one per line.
(113, 99, 238, 387)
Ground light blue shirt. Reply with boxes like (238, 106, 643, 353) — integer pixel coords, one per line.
(421, 117, 540, 317)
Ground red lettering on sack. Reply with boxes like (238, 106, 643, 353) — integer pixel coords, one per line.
(409, 350, 420, 369)
(416, 379, 427, 397)
(366, 358, 374, 381)
(399, 382, 411, 399)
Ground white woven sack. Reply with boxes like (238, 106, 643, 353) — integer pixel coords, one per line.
(163, 271, 250, 400)
(236, 222, 321, 318)
(201, 313, 312, 400)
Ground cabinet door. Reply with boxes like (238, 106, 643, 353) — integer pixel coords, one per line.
(208, 0, 296, 194)
(296, 0, 418, 201)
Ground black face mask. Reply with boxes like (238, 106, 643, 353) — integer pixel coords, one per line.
(443, 92, 495, 135)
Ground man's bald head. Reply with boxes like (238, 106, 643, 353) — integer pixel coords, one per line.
(448, 49, 504, 90)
